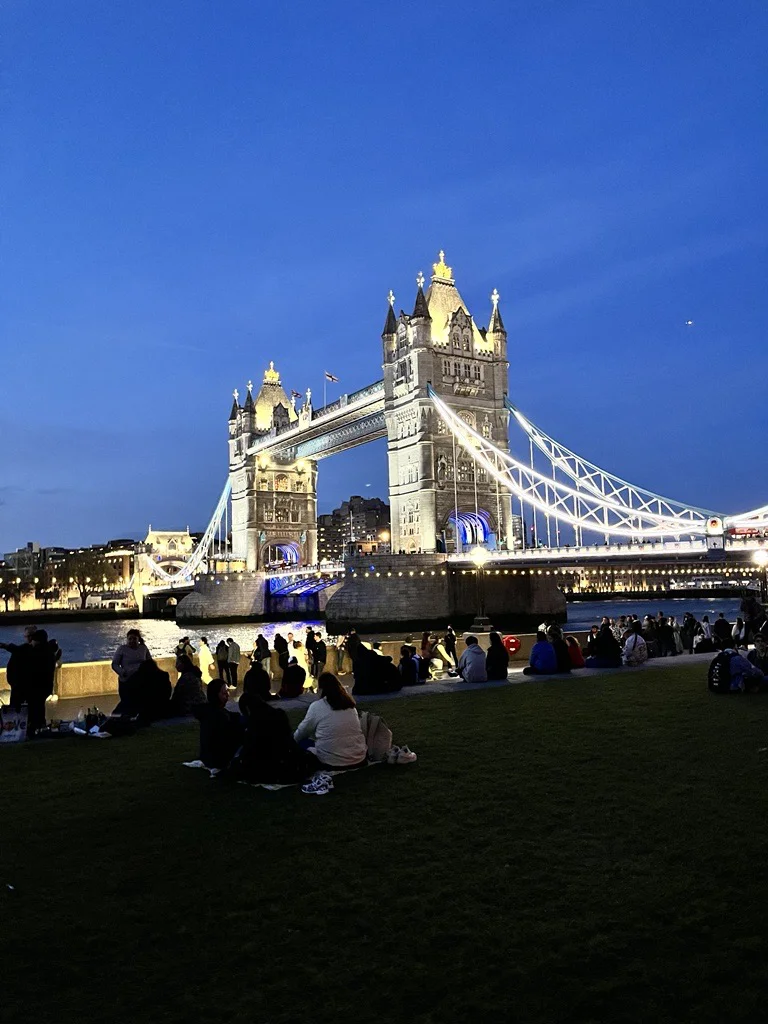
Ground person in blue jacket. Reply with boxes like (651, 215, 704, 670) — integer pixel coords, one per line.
(523, 631, 557, 676)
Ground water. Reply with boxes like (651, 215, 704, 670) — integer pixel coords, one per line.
(565, 597, 744, 632)
(0, 618, 322, 664)
(0, 596, 746, 663)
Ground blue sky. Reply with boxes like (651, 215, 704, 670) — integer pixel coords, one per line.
(1, 0, 766, 549)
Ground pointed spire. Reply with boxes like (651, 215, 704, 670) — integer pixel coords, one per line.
(382, 289, 397, 337)
(488, 288, 506, 334)
(229, 388, 240, 420)
(412, 271, 431, 320)
(243, 379, 255, 413)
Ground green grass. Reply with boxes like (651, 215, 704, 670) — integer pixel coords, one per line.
(4, 666, 768, 1023)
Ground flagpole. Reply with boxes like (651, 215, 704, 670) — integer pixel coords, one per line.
(323, 375, 327, 409)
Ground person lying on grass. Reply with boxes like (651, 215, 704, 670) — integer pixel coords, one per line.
(293, 673, 368, 772)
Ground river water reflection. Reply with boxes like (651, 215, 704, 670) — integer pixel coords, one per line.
(0, 596, 746, 664)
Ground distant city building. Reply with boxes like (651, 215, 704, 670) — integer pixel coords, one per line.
(317, 495, 390, 561)
(509, 514, 524, 549)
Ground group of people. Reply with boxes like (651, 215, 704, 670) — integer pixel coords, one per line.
(192, 670, 368, 783)
(0, 626, 61, 736)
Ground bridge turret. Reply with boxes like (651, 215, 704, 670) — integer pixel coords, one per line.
(228, 390, 240, 422)
(487, 287, 507, 357)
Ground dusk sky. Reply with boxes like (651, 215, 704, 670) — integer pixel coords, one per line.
(1, 1, 766, 550)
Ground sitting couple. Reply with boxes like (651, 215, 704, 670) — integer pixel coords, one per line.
(192, 672, 367, 783)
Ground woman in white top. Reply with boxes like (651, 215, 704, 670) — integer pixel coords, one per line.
(293, 673, 368, 769)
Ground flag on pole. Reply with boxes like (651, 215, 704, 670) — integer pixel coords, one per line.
(290, 390, 302, 399)
(324, 371, 340, 383)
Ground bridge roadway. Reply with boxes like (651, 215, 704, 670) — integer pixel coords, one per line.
(246, 380, 385, 462)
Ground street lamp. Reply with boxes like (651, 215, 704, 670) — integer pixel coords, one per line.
(469, 545, 491, 632)
(753, 549, 768, 601)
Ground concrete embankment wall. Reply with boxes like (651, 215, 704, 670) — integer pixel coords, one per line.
(0, 631, 589, 702)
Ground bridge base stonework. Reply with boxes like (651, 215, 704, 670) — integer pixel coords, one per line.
(175, 573, 343, 623)
(324, 555, 566, 634)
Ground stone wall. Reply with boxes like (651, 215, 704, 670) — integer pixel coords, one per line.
(325, 554, 566, 633)
(176, 574, 267, 622)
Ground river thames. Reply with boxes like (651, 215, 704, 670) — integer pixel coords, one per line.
(0, 597, 746, 663)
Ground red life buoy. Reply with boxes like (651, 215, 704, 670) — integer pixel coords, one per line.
(502, 634, 521, 654)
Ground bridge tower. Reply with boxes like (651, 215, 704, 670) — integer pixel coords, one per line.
(229, 364, 318, 571)
(382, 251, 514, 555)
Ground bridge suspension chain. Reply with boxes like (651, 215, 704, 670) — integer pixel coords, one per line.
(429, 387, 711, 541)
(141, 479, 232, 585)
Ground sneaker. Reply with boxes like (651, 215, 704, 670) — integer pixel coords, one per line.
(386, 746, 401, 765)
(396, 746, 418, 764)
(301, 774, 332, 795)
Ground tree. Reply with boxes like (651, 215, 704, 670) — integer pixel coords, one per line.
(0, 575, 30, 612)
(63, 551, 119, 610)
(35, 566, 61, 610)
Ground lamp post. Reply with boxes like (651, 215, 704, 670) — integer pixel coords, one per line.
(753, 549, 768, 602)
(469, 545, 491, 633)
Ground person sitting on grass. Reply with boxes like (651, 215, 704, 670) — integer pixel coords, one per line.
(545, 625, 572, 674)
(192, 679, 244, 771)
(722, 649, 768, 693)
(585, 624, 623, 669)
(523, 631, 557, 676)
(234, 672, 315, 784)
(485, 631, 510, 681)
(347, 634, 403, 695)
(398, 644, 422, 686)
(457, 635, 487, 683)
(279, 656, 307, 699)
(293, 673, 368, 771)
(242, 660, 277, 702)
(170, 655, 206, 716)
(622, 621, 648, 667)
(747, 635, 768, 675)
(566, 636, 585, 669)
(113, 657, 173, 723)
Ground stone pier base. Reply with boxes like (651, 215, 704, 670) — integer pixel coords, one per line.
(325, 554, 566, 633)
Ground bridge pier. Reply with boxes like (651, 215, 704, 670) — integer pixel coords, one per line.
(324, 553, 566, 634)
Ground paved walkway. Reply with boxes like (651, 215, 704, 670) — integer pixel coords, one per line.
(273, 650, 715, 710)
(45, 651, 714, 723)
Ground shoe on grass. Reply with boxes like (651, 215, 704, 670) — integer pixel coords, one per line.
(396, 746, 417, 764)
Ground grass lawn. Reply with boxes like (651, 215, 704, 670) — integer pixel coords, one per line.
(4, 664, 768, 1024)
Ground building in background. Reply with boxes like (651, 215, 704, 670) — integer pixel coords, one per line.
(317, 495, 390, 561)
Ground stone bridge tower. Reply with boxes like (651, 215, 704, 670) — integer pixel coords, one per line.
(229, 364, 318, 571)
(382, 252, 513, 555)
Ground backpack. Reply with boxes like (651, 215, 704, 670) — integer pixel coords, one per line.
(358, 711, 393, 762)
(708, 651, 735, 694)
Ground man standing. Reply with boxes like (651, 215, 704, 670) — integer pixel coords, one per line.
(444, 625, 457, 666)
(226, 637, 241, 689)
(713, 613, 732, 650)
(312, 632, 327, 679)
(1, 628, 58, 735)
(0, 625, 36, 711)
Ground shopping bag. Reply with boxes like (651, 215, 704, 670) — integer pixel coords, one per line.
(0, 704, 29, 744)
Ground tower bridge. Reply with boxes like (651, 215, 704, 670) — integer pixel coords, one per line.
(140, 250, 768, 603)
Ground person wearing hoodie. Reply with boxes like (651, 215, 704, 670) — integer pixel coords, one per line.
(457, 636, 487, 683)
(523, 632, 557, 676)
